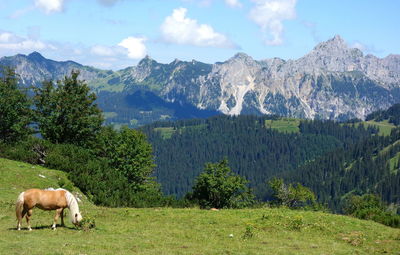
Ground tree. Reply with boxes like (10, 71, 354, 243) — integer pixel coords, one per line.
(95, 126, 156, 192)
(268, 178, 316, 208)
(0, 66, 32, 143)
(33, 71, 103, 147)
(189, 159, 254, 209)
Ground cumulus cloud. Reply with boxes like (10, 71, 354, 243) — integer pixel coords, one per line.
(249, 0, 297, 45)
(118, 36, 147, 59)
(0, 31, 55, 51)
(224, 0, 242, 8)
(34, 0, 65, 14)
(161, 7, 234, 48)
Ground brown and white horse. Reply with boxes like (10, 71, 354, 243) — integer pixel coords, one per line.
(15, 188, 82, 231)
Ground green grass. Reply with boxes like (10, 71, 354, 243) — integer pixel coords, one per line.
(265, 118, 300, 133)
(361, 120, 396, 136)
(154, 124, 207, 139)
(154, 127, 176, 139)
(1, 158, 399, 255)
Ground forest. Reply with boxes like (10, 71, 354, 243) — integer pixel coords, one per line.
(141, 107, 400, 213)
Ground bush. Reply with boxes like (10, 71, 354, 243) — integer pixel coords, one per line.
(189, 159, 255, 209)
(0, 137, 49, 164)
(343, 194, 400, 228)
(268, 178, 316, 209)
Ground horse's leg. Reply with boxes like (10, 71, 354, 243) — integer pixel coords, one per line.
(16, 208, 26, 231)
(26, 209, 33, 231)
(60, 208, 65, 227)
(52, 208, 63, 230)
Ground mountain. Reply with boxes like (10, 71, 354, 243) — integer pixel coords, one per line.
(1, 35, 400, 126)
(0, 51, 112, 87)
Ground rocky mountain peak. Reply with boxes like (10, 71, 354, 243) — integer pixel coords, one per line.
(27, 51, 46, 62)
(312, 35, 348, 54)
(230, 52, 254, 62)
(137, 55, 155, 66)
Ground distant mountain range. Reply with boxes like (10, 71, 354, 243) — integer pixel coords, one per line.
(1, 35, 400, 126)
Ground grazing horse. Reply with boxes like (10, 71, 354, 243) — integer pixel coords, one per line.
(15, 188, 82, 231)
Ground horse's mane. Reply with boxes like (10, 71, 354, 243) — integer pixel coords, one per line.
(64, 190, 80, 223)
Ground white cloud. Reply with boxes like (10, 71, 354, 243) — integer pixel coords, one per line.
(34, 0, 65, 14)
(91, 45, 116, 57)
(0, 31, 55, 51)
(0, 32, 13, 43)
(118, 36, 147, 59)
(249, 0, 297, 45)
(224, 0, 242, 8)
(161, 7, 234, 48)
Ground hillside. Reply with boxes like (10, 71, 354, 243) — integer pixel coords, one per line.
(0, 158, 399, 255)
(140, 113, 400, 213)
(141, 115, 377, 199)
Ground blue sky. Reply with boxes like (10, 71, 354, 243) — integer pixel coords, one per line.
(0, 0, 399, 70)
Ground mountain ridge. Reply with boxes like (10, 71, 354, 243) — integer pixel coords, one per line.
(1, 35, 400, 126)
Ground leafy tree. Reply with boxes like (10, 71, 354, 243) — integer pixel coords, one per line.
(33, 71, 103, 147)
(268, 178, 316, 208)
(0, 66, 32, 143)
(95, 126, 156, 192)
(189, 159, 254, 209)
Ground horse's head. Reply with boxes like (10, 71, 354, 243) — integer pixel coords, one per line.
(73, 212, 83, 225)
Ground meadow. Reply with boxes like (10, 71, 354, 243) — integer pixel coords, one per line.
(0, 158, 399, 255)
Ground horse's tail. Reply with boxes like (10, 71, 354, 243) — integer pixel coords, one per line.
(15, 192, 25, 220)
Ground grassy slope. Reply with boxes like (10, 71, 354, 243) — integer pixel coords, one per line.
(265, 118, 300, 133)
(0, 158, 399, 255)
(360, 120, 396, 136)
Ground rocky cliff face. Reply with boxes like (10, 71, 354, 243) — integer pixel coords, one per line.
(1, 35, 399, 124)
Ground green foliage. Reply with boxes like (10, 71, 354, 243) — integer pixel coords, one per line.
(33, 70, 103, 147)
(189, 159, 255, 209)
(95, 126, 156, 192)
(77, 215, 96, 231)
(268, 178, 316, 208)
(242, 224, 255, 239)
(0, 137, 49, 164)
(142, 115, 375, 200)
(0, 66, 32, 143)
(343, 194, 400, 228)
(0, 135, 163, 207)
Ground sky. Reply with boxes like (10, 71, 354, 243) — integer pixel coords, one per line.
(0, 0, 399, 70)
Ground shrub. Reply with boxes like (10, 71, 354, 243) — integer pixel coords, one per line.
(343, 194, 400, 228)
(189, 159, 255, 209)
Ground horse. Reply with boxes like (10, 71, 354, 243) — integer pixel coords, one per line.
(15, 188, 83, 231)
